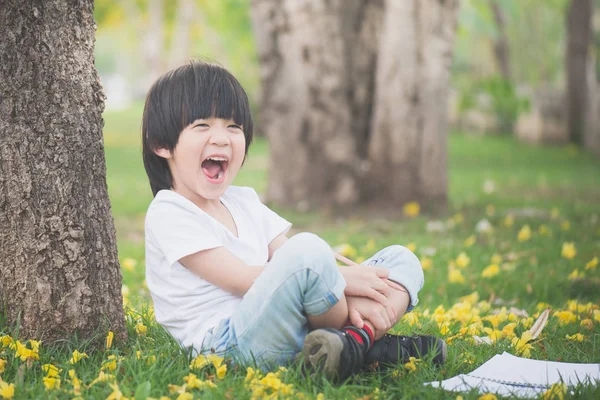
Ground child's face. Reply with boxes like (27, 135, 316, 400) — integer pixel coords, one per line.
(156, 117, 246, 203)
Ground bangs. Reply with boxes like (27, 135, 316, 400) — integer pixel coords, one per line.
(181, 64, 252, 131)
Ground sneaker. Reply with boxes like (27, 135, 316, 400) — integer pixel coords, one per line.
(302, 328, 368, 382)
(364, 334, 447, 369)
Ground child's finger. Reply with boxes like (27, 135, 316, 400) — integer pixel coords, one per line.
(373, 267, 389, 278)
(349, 309, 364, 328)
(383, 278, 405, 291)
(368, 288, 389, 305)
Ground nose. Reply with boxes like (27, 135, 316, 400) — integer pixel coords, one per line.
(208, 128, 230, 146)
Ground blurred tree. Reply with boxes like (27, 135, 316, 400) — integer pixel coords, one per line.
(251, 0, 459, 210)
(0, 1, 126, 345)
(490, 0, 511, 80)
(566, 0, 593, 145)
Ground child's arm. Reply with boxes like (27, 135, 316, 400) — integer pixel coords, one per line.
(180, 248, 264, 297)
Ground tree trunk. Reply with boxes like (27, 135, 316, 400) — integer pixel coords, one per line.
(142, 0, 165, 91)
(251, 0, 458, 210)
(490, 0, 511, 80)
(168, 0, 195, 70)
(0, 1, 126, 345)
(566, 0, 593, 145)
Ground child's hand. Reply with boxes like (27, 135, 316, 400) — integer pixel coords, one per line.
(339, 265, 391, 305)
(346, 295, 396, 340)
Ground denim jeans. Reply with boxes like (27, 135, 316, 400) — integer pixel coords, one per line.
(200, 232, 424, 368)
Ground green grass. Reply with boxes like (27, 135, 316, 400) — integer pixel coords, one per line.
(1, 105, 599, 399)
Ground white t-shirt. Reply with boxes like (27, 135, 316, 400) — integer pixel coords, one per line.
(144, 186, 292, 355)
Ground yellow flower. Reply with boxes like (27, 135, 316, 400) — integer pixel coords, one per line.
(0, 379, 15, 399)
(135, 323, 147, 336)
(88, 371, 115, 387)
(69, 350, 88, 364)
(190, 354, 209, 370)
(43, 376, 61, 391)
(453, 213, 465, 224)
(183, 373, 202, 389)
(176, 393, 193, 400)
(406, 242, 417, 252)
(511, 331, 533, 358)
(566, 333, 585, 342)
(567, 269, 583, 281)
(561, 221, 570, 231)
(594, 310, 600, 323)
(404, 357, 420, 373)
(464, 235, 476, 247)
(561, 242, 576, 259)
(536, 302, 551, 312)
(585, 257, 598, 271)
(15, 341, 39, 361)
(448, 268, 465, 284)
(0, 336, 14, 349)
(538, 224, 550, 236)
(517, 225, 532, 242)
(102, 355, 120, 372)
(421, 257, 432, 271)
(479, 394, 498, 400)
(482, 264, 500, 279)
(42, 364, 61, 378)
(336, 243, 357, 259)
(486, 205, 495, 216)
(501, 323, 517, 339)
(362, 239, 377, 253)
(106, 383, 127, 400)
(121, 258, 137, 272)
(455, 252, 470, 268)
(216, 363, 227, 379)
(503, 214, 514, 227)
(68, 370, 82, 396)
(106, 331, 114, 349)
(490, 254, 502, 264)
(542, 383, 566, 400)
(554, 310, 577, 325)
(402, 202, 420, 218)
(0, 359, 5, 374)
(581, 319, 593, 330)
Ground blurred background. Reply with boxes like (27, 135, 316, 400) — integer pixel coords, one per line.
(97, 0, 599, 326)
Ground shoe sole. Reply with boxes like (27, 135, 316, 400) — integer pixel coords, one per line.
(438, 338, 448, 365)
(303, 330, 344, 380)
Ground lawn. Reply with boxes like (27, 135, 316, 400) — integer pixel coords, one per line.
(1, 104, 599, 399)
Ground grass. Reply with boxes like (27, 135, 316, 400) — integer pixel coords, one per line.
(1, 104, 599, 399)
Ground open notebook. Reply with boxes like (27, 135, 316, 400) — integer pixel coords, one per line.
(425, 352, 600, 398)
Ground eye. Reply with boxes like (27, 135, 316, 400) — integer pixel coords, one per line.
(228, 124, 242, 130)
(193, 123, 209, 129)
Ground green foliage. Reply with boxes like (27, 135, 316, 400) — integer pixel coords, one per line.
(457, 76, 530, 133)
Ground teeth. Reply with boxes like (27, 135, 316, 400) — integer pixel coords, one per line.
(217, 171, 223, 179)
(207, 156, 228, 162)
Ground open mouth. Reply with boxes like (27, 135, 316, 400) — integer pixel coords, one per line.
(201, 156, 229, 183)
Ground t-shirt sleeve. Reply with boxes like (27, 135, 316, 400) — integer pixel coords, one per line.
(245, 188, 292, 245)
(146, 201, 223, 267)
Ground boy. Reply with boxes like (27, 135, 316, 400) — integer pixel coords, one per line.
(142, 61, 446, 381)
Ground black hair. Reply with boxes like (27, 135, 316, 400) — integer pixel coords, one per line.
(142, 60, 254, 196)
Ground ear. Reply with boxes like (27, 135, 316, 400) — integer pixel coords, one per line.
(154, 147, 172, 159)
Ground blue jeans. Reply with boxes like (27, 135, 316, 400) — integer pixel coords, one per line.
(200, 232, 424, 368)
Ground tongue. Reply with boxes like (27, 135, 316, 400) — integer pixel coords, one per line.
(202, 159, 222, 179)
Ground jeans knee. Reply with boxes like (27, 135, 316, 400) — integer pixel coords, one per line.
(385, 245, 424, 279)
(276, 232, 336, 275)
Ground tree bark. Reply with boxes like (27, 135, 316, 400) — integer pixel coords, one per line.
(566, 0, 593, 145)
(367, 0, 458, 208)
(251, 0, 458, 210)
(490, 0, 511, 80)
(0, 1, 126, 345)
